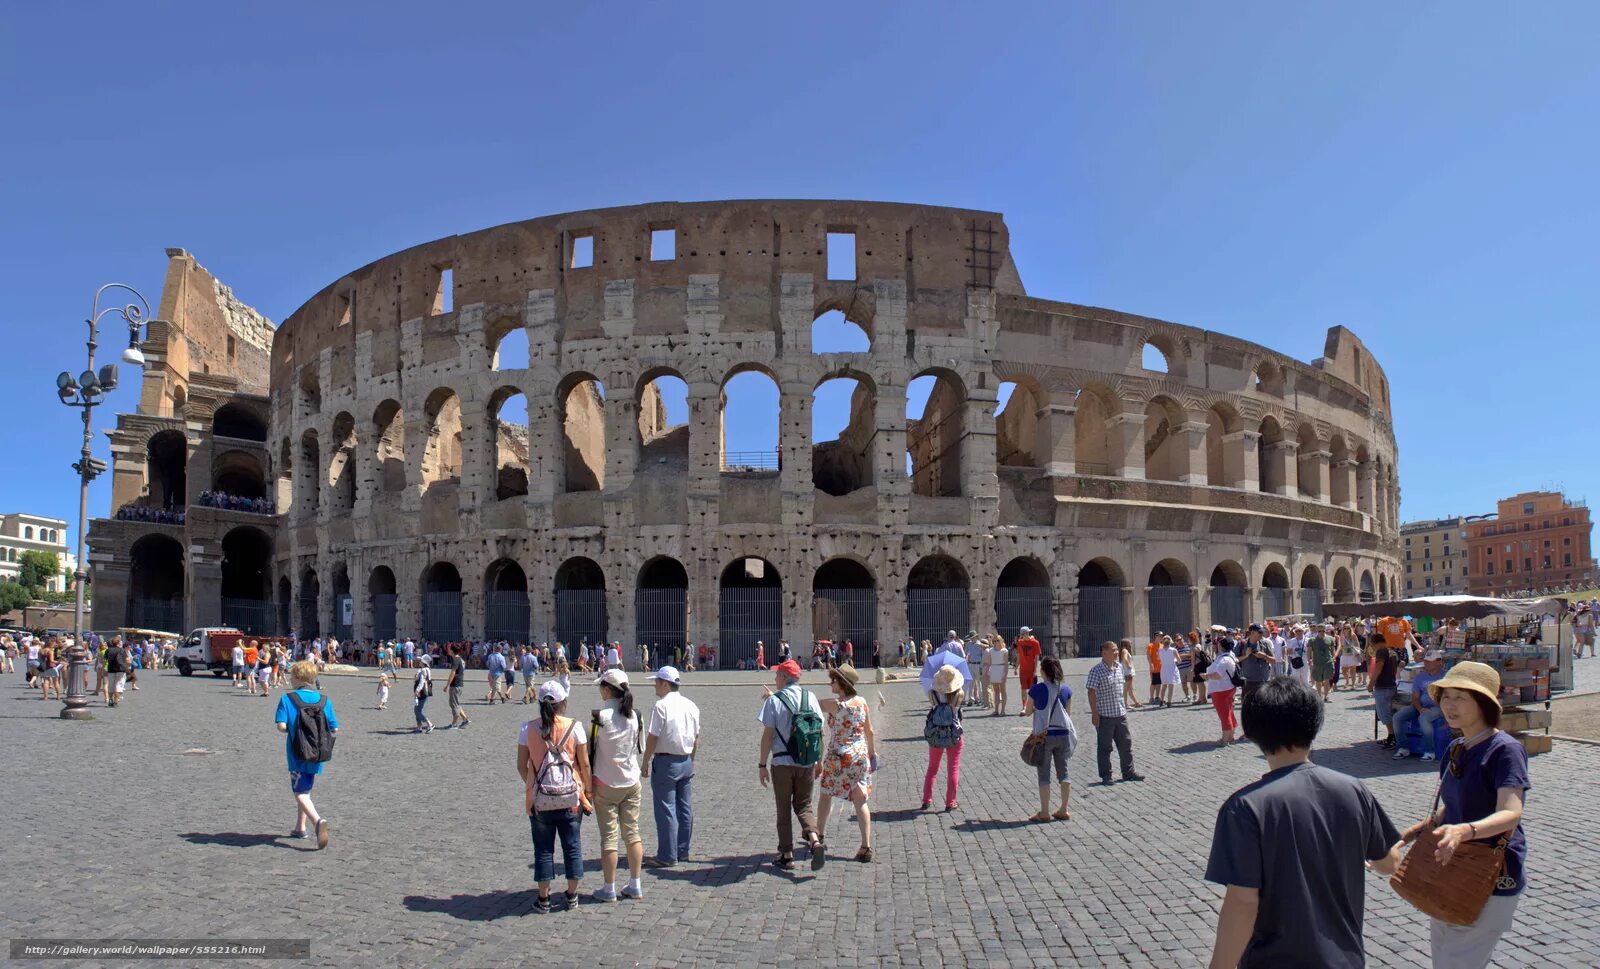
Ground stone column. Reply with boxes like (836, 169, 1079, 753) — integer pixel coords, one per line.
(1108, 410, 1146, 480)
(967, 390, 999, 530)
(1299, 448, 1331, 503)
(1177, 421, 1209, 486)
(191, 547, 223, 630)
(1358, 464, 1378, 518)
(779, 378, 813, 530)
(1037, 401, 1077, 478)
(1266, 441, 1297, 497)
(1223, 430, 1259, 491)
(1333, 459, 1358, 510)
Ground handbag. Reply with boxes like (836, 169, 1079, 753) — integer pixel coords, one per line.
(1389, 762, 1509, 926)
(1019, 688, 1065, 766)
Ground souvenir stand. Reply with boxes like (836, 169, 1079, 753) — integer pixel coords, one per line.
(1322, 595, 1567, 756)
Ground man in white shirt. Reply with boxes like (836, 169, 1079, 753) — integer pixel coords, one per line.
(231, 642, 246, 687)
(605, 642, 622, 671)
(1286, 625, 1311, 684)
(641, 666, 700, 869)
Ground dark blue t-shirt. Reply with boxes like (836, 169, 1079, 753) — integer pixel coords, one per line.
(1439, 731, 1530, 895)
(1027, 682, 1073, 735)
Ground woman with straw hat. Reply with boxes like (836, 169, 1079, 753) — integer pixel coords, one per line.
(920, 664, 966, 811)
(814, 665, 878, 862)
(1392, 661, 1529, 968)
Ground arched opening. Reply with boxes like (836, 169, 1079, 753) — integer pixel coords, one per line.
(996, 556, 1051, 652)
(277, 575, 293, 636)
(298, 567, 321, 639)
(1299, 565, 1325, 618)
(484, 559, 530, 643)
(906, 370, 965, 497)
(996, 381, 1043, 469)
(127, 534, 185, 632)
(554, 557, 608, 646)
(331, 565, 352, 640)
(490, 323, 530, 371)
(212, 403, 268, 442)
(1205, 404, 1240, 487)
(1209, 561, 1247, 630)
(636, 371, 689, 473)
(327, 412, 356, 513)
(1329, 435, 1352, 507)
(1379, 573, 1389, 599)
(1076, 558, 1126, 657)
(1261, 563, 1291, 619)
(276, 438, 293, 510)
(812, 558, 877, 653)
(420, 562, 463, 643)
(298, 430, 321, 517)
(147, 430, 187, 510)
(1359, 569, 1376, 604)
(373, 400, 407, 493)
(812, 372, 876, 496)
(719, 556, 781, 668)
(558, 374, 606, 492)
(219, 527, 273, 634)
(1258, 417, 1284, 493)
(636, 557, 689, 665)
(211, 449, 267, 502)
(1073, 387, 1113, 476)
(1146, 558, 1193, 640)
(368, 566, 397, 641)
(1332, 567, 1354, 604)
(1296, 424, 1321, 500)
(299, 367, 321, 417)
(489, 387, 531, 500)
(1143, 396, 1187, 483)
(720, 367, 779, 473)
(811, 308, 870, 353)
(421, 389, 463, 492)
(1141, 341, 1169, 373)
(1254, 360, 1283, 396)
(906, 554, 969, 649)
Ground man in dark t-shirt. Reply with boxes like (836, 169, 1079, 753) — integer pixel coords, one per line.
(1370, 634, 1399, 748)
(445, 647, 470, 729)
(1237, 625, 1274, 700)
(1207, 678, 1401, 968)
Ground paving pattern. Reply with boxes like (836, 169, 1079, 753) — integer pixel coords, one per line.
(4, 660, 1599, 968)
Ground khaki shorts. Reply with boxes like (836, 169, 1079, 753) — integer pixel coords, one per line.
(593, 781, 643, 853)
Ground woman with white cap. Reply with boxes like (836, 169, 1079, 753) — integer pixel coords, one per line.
(1393, 661, 1529, 968)
(518, 679, 592, 912)
(589, 668, 645, 901)
(921, 664, 965, 811)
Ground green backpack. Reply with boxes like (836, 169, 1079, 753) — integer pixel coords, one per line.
(774, 690, 823, 767)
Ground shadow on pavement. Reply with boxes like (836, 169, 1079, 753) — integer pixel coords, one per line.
(1310, 743, 1441, 780)
(180, 831, 300, 850)
(647, 852, 812, 887)
(952, 818, 1038, 833)
(402, 889, 540, 921)
(1167, 740, 1229, 755)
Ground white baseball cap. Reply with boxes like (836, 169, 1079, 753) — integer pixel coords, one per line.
(648, 665, 682, 684)
(593, 668, 630, 689)
(537, 680, 569, 703)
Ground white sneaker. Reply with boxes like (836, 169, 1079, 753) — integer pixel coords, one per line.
(593, 884, 618, 902)
(1393, 748, 1411, 759)
(1420, 752, 1436, 762)
(620, 883, 644, 900)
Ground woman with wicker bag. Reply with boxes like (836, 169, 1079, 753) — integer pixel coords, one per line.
(1391, 661, 1528, 969)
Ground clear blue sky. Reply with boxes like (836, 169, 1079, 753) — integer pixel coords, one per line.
(4, 2, 1597, 551)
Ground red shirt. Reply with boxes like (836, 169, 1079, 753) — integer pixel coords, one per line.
(1016, 635, 1040, 672)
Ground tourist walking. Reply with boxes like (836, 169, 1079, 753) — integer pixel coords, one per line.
(1308, 622, 1337, 702)
(1157, 635, 1180, 707)
(255, 641, 273, 696)
(1026, 656, 1077, 822)
(921, 664, 966, 811)
(814, 665, 877, 862)
(1118, 639, 1143, 709)
(232, 639, 247, 688)
(274, 660, 339, 850)
(1206, 678, 1401, 969)
(1393, 661, 1531, 968)
(103, 638, 132, 707)
(485, 645, 508, 703)
(1084, 641, 1143, 785)
(412, 656, 434, 733)
(983, 634, 1010, 715)
(1189, 633, 1211, 706)
(1204, 646, 1242, 744)
(445, 645, 471, 730)
(588, 669, 645, 901)
(519, 680, 592, 912)
(757, 659, 824, 870)
(520, 647, 540, 703)
(36, 641, 61, 701)
(642, 665, 698, 869)
(1014, 626, 1040, 716)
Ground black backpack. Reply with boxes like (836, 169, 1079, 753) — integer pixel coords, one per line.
(288, 693, 336, 764)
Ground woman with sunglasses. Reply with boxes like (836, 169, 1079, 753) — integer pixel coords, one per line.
(1393, 661, 1528, 968)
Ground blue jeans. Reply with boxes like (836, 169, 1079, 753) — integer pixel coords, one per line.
(1392, 704, 1443, 750)
(530, 809, 583, 884)
(1373, 687, 1397, 734)
(414, 694, 429, 726)
(650, 754, 695, 864)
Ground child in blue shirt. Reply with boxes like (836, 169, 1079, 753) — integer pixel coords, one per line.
(274, 660, 339, 849)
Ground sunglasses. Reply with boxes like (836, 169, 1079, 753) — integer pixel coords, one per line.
(1447, 740, 1466, 779)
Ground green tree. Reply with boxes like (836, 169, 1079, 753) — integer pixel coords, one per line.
(18, 550, 59, 594)
(0, 582, 32, 613)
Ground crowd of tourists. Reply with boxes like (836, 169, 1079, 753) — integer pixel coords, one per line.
(113, 503, 185, 524)
(2, 629, 174, 706)
(196, 490, 275, 515)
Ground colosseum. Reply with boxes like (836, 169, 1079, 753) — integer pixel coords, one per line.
(88, 200, 1402, 660)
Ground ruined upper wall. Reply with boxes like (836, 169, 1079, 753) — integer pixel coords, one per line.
(137, 249, 276, 416)
(270, 200, 1019, 389)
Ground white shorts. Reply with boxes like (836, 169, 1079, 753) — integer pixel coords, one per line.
(110, 673, 127, 694)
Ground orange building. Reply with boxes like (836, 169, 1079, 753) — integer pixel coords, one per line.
(1465, 491, 1594, 596)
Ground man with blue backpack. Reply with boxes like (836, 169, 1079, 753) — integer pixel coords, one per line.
(756, 658, 825, 871)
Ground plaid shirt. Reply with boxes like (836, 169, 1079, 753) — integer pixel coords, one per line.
(1084, 661, 1128, 718)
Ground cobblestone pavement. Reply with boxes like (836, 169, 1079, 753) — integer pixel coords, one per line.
(4, 660, 1599, 968)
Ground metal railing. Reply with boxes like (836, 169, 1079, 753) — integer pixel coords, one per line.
(720, 449, 781, 472)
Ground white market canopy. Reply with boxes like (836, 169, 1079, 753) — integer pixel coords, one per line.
(1321, 594, 1569, 621)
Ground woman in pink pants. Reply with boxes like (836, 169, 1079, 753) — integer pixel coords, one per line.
(921, 665, 966, 811)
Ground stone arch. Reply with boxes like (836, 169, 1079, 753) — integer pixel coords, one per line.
(212, 402, 268, 441)
(127, 534, 184, 632)
(488, 385, 531, 500)
(1379, 573, 1389, 599)
(1258, 416, 1284, 493)
(636, 367, 689, 473)
(147, 429, 187, 510)
(906, 553, 970, 648)
(488, 316, 530, 371)
(372, 400, 406, 493)
(812, 557, 877, 649)
(1332, 566, 1354, 603)
(422, 388, 463, 491)
(327, 411, 357, 513)
(1139, 331, 1188, 379)
(368, 565, 398, 640)
(907, 368, 966, 497)
(996, 378, 1044, 469)
(554, 556, 608, 646)
(1261, 561, 1292, 619)
(1149, 558, 1192, 586)
(811, 303, 872, 353)
(298, 366, 321, 416)
(277, 574, 293, 635)
(484, 558, 530, 643)
(1209, 560, 1248, 630)
(1328, 434, 1352, 507)
(719, 556, 782, 667)
(812, 368, 877, 496)
(220, 526, 273, 634)
(1205, 402, 1242, 487)
(720, 364, 780, 473)
(1360, 569, 1376, 603)
(1143, 394, 1189, 483)
(1299, 564, 1325, 618)
(298, 430, 320, 516)
(298, 565, 321, 639)
(996, 555, 1051, 650)
(1253, 358, 1284, 396)
(557, 373, 606, 492)
(211, 449, 267, 500)
(1073, 385, 1115, 476)
(1076, 557, 1126, 657)
(1295, 422, 1322, 500)
(330, 563, 352, 639)
(636, 556, 689, 661)
(420, 561, 463, 643)
(1146, 557, 1193, 640)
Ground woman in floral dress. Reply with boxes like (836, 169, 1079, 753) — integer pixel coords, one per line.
(814, 665, 879, 862)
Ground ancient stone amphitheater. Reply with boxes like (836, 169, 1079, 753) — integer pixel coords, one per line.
(90, 200, 1401, 660)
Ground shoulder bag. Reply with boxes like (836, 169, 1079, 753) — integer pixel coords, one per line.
(1020, 688, 1065, 767)
(1389, 748, 1509, 926)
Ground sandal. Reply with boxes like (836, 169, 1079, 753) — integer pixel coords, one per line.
(773, 854, 795, 870)
(855, 847, 873, 863)
(1028, 812, 1052, 823)
(1051, 809, 1072, 821)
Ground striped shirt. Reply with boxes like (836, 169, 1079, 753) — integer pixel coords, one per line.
(1084, 661, 1128, 718)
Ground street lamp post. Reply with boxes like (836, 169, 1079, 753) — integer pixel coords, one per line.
(55, 283, 155, 720)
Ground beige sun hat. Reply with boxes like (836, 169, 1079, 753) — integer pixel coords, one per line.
(1426, 660, 1502, 709)
(933, 664, 965, 694)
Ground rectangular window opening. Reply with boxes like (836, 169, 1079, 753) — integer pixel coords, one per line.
(650, 227, 675, 262)
(434, 267, 454, 314)
(570, 234, 594, 269)
(338, 292, 354, 328)
(826, 231, 856, 280)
